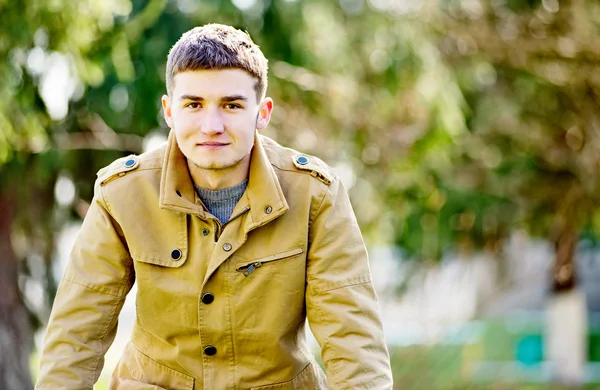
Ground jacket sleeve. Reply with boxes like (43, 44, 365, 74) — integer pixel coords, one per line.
(305, 175, 393, 389)
(36, 180, 135, 389)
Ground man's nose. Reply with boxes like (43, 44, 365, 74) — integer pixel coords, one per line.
(199, 108, 225, 135)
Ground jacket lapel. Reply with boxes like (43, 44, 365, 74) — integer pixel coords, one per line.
(244, 132, 289, 229)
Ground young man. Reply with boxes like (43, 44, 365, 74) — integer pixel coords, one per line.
(37, 24, 393, 389)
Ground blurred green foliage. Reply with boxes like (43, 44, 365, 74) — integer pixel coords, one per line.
(5, 0, 600, 265)
(2, 0, 600, 328)
(3, 0, 600, 386)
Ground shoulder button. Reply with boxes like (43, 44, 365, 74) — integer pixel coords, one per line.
(291, 154, 333, 186)
(124, 158, 138, 168)
(296, 155, 309, 165)
(98, 155, 141, 186)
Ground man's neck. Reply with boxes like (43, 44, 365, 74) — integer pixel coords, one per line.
(187, 158, 250, 190)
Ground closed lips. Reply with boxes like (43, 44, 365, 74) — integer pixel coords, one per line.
(198, 142, 229, 149)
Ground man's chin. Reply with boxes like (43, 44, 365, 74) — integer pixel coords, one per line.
(187, 152, 250, 172)
(190, 159, 236, 170)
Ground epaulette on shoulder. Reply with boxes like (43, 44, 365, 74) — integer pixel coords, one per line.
(97, 155, 141, 186)
(291, 154, 333, 186)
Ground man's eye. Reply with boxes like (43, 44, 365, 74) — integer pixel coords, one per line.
(225, 103, 241, 109)
(187, 102, 201, 109)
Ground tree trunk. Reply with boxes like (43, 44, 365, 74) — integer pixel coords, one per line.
(0, 190, 33, 389)
(545, 224, 587, 385)
(552, 225, 577, 292)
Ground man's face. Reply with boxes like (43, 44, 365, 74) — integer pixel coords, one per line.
(162, 68, 272, 173)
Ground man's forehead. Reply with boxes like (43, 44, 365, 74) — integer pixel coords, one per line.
(172, 69, 258, 99)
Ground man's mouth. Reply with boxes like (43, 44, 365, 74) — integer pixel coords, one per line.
(197, 142, 229, 149)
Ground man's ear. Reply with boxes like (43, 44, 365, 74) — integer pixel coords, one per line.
(161, 95, 174, 129)
(256, 98, 274, 130)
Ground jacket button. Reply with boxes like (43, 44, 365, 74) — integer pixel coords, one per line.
(223, 243, 232, 251)
(264, 205, 273, 214)
(201, 292, 214, 304)
(171, 249, 182, 260)
(202, 228, 210, 236)
(204, 345, 217, 356)
(296, 155, 309, 165)
(124, 158, 137, 168)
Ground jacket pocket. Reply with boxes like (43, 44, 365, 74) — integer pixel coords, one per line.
(112, 343, 194, 390)
(129, 212, 188, 268)
(235, 247, 304, 277)
(250, 361, 328, 389)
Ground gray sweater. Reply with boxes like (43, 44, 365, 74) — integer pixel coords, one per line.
(194, 179, 248, 224)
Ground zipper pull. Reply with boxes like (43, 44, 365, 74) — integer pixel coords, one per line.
(243, 262, 262, 277)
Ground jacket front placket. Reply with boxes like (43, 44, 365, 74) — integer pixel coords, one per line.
(197, 134, 289, 389)
(158, 131, 290, 389)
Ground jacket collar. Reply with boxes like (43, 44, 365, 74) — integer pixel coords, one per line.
(159, 130, 208, 217)
(159, 130, 288, 227)
(242, 132, 289, 230)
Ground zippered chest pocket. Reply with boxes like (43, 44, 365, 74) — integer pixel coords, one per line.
(235, 247, 304, 277)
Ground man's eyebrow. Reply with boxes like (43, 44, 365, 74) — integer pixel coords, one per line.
(179, 95, 204, 101)
(221, 95, 248, 102)
(178, 95, 248, 102)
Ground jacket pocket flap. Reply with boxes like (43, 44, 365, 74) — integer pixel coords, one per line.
(235, 247, 303, 271)
(131, 250, 188, 268)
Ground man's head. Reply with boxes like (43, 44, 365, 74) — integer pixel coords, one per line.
(165, 23, 268, 102)
(161, 24, 274, 189)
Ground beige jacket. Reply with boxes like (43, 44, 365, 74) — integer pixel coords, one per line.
(36, 131, 393, 389)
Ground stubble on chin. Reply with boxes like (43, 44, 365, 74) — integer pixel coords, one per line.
(191, 160, 232, 170)
(189, 150, 252, 171)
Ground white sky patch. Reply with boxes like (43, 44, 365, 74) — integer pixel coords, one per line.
(295, 128, 317, 150)
(52, 222, 82, 282)
(368, 0, 390, 11)
(39, 53, 79, 121)
(232, 0, 257, 11)
(143, 131, 168, 153)
(34, 28, 49, 49)
(55, 175, 76, 207)
(542, 0, 559, 13)
(26, 47, 45, 76)
(332, 161, 356, 190)
(368, 0, 422, 15)
(340, 0, 364, 15)
(362, 143, 381, 164)
(370, 49, 391, 73)
(23, 277, 46, 315)
(177, 0, 200, 14)
(110, 84, 129, 112)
